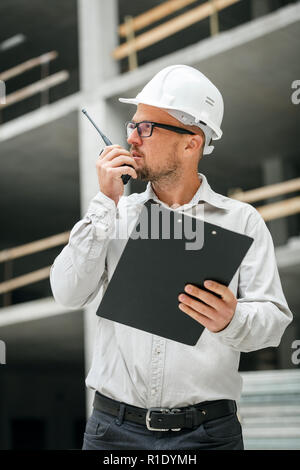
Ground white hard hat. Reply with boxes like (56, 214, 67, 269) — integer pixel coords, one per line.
(119, 64, 224, 155)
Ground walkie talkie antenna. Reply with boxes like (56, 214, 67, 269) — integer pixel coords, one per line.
(81, 108, 112, 146)
(81, 108, 131, 185)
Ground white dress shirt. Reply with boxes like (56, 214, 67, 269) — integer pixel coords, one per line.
(50, 172, 293, 409)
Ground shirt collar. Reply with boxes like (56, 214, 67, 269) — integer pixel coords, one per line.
(137, 172, 229, 210)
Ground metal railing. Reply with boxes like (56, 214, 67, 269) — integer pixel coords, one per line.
(0, 50, 69, 115)
(229, 178, 300, 221)
(0, 232, 70, 305)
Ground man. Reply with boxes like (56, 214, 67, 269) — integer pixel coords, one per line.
(50, 65, 292, 450)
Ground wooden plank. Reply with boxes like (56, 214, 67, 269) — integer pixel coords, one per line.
(0, 70, 69, 109)
(0, 51, 58, 82)
(256, 196, 300, 221)
(231, 178, 300, 203)
(119, 0, 198, 37)
(0, 232, 70, 263)
(0, 266, 51, 295)
(113, 0, 240, 60)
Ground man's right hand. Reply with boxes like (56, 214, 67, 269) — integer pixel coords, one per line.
(96, 145, 138, 206)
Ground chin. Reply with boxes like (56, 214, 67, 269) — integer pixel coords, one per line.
(137, 167, 152, 181)
(139, 173, 150, 182)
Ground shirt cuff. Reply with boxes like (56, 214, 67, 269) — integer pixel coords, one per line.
(211, 302, 246, 340)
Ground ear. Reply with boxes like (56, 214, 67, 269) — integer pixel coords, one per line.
(184, 134, 204, 155)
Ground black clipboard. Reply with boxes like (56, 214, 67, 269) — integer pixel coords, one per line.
(96, 200, 254, 345)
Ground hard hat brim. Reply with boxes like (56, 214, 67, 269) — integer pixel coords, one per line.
(118, 97, 222, 141)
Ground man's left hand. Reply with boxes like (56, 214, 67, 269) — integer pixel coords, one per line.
(178, 280, 237, 333)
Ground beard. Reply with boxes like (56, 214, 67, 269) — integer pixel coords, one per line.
(133, 142, 182, 183)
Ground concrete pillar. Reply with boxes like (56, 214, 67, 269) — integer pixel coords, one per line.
(263, 156, 289, 247)
(77, 0, 123, 417)
(77, 0, 119, 91)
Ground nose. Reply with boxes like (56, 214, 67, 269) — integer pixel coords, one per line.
(127, 127, 143, 146)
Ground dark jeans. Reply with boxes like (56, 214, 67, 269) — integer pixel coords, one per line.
(82, 407, 244, 450)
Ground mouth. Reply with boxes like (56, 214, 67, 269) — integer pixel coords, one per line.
(132, 151, 143, 159)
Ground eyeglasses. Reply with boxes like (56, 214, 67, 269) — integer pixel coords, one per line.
(126, 120, 196, 139)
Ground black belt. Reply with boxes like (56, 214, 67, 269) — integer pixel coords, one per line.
(93, 391, 237, 432)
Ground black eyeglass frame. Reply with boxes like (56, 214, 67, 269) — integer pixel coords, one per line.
(125, 120, 199, 138)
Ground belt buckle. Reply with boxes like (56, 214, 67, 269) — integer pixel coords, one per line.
(146, 407, 182, 431)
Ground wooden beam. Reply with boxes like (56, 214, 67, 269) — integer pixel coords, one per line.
(256, 196, 300, 222)
(0, 71, 69, 109)
(0, 232, 70, 263)
(0, 51, 58, 82)
(113, 0, 239, 60)
(209, 0, 220, 36)
(118, 0, 198, 37)
(0, 267, 51, 295)
(124, 16, 138, 71)
(231, 178, 300, 203)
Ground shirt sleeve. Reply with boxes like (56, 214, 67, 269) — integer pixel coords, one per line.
(212, 210, 293, 352)
(50, 191, 116, 309)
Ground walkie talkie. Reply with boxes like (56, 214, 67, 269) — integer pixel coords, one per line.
(82, 109, 132, 185)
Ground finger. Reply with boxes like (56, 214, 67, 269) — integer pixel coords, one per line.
(184, 284, 222, 310)
(178, 294, 215, 319)
(106, 155, 138, 170)
(101, 147, 131, 162)
(109, 166, 137, 179)
(98, 144, 121, 159)
(204, 280, 231, 301)
(178, 303, 213, 329)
